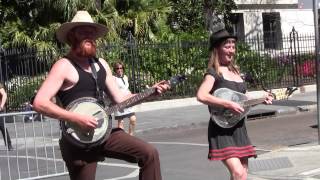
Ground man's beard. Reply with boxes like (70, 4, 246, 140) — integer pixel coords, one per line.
(74, 39, 97, 58)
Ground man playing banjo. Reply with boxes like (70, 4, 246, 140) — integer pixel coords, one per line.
(33, 10, 169, 180)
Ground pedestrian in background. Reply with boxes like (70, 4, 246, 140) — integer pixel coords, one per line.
(113, 61, 137, 136)
(196, 27, 272, 180)
(0, 83, 13, 150)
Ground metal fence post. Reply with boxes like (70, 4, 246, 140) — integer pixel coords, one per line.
(0, 39, 4, 83)
(126, 32, 137, 93)
(126, 31, 143, 93)
(289, 27, 301, 87)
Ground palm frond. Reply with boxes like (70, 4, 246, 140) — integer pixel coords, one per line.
(33, 41, 57, 55)
(12, 31, 33, 47)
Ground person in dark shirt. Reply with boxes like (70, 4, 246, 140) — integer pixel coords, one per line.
(33, 11, 169, 180)
(0, 83, 13, 150)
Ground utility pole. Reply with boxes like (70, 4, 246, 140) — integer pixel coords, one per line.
(313, 0, 320, 144)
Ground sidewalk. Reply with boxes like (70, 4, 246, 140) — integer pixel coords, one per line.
(134, 84, 320, 180)
(249, 143, 320, 180)
(248, 85, 320, 180)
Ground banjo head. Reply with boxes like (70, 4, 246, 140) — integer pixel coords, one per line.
(211, 88, 250, 128)
(62, 97, 112, 146)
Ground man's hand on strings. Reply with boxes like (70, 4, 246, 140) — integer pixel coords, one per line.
(72, 113, 98, 131)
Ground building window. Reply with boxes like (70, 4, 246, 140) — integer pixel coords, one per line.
(262, 12, 283, 49)
(230, 13, 245, 41)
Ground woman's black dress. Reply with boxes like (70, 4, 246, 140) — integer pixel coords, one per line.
(206, 68, 256, 161)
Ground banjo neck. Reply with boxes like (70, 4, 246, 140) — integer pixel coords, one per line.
(105, 88, 156, 115)
(243, 97, 266, 108)
(105, 74, 186, 115)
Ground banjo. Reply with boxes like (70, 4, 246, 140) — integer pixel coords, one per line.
(210, 87, 294, 128)
(61, 74, 186, 149)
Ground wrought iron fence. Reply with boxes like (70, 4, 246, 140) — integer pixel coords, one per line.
(241, 28, 316, 90)
(0, 29, 316, 111)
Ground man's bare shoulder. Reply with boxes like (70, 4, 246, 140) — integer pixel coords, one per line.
(97, 58, 112, 72)
(47, 58, 76, 80)
(50, 58, 73, 71)
(97, 58, 109, 67)
(54, 57, 72, 66)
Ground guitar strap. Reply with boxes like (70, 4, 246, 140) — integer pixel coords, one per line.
(89, 58, 106, 107)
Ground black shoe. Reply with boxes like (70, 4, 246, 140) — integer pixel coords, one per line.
(8, 144, 14, 151)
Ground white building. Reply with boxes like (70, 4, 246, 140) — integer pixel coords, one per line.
(232, 0, 315, 49)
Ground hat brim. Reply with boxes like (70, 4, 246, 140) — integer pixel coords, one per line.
(219, 35, 237, 42)
(210, 34, 237, 49)
(56, 22, 108, 44)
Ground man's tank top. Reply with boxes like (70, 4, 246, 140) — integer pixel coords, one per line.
(57, 58, 107, 107)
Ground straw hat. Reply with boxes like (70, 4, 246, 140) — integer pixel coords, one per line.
(209, 29, 237, 49)
(56, 11, 108, 44)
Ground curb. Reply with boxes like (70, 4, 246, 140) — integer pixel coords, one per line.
(297, 104, 318, 112)
(134, 97, 201, 112)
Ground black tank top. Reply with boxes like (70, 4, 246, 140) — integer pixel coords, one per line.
(206, 68, 246, 115)
(206, 68, 246, 94)
(57, 59, 107, 107)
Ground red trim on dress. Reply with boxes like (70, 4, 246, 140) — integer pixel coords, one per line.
(208, 145, 256, 161)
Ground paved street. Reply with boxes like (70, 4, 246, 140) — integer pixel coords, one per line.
(0, 87, 318, 180)
(42, 109, 319, 180)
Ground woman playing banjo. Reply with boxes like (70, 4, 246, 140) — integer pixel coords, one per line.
(196, 26, 273, 180)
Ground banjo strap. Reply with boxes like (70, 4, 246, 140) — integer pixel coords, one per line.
(89, 58, 106, 106)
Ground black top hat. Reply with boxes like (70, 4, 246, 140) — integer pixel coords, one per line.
(209, 29, 237, 49)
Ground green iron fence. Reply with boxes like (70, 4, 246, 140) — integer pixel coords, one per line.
(0, 29, 316, 111)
